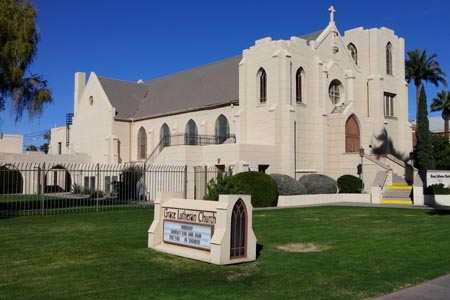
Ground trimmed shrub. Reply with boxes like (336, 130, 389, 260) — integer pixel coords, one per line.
(425, 183, 450, 195)
(270, 173, 307, 195)
(231, 172, 278, 207)
(117, 165, 144, 201)
(298, 174, 337, 194)
(203, 173, 243, 201)
(337, 174, 363, 193)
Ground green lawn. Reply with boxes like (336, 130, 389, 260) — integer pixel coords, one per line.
(1, 206, 450, 300)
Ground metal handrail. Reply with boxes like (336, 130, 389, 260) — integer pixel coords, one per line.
(144, 134, 236, 165)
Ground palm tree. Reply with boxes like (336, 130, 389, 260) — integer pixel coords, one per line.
(405, 49, 447, 121)
(431, 90, 450, 138)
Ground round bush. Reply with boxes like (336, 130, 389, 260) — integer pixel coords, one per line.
(425, 183, 450, 195)
(270, 173, 307, 195)
(231, 172, 278, 207)
(298, 174, 337, 194)
(337, 174, 363, 193)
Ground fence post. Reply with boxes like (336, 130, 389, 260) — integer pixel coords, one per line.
(204, 165, 207, 198)
(193, 166, 197, 199)
(184, 165, 188, 199)
(96, 163, 100, 213)
(41, 163, 45, 216)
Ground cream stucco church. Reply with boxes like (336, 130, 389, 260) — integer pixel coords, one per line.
(49, 7, 413, 191)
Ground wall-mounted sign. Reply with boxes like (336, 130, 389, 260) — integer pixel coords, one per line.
(427, 171, 450, 187)
(163, 221, 213, 250)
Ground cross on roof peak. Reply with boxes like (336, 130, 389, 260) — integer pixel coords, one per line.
(328, 6, 336, 23)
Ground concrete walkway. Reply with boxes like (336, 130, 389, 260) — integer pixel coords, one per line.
(372, 274, 450, 299)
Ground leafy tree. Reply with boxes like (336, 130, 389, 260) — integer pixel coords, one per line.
(39, 142, 48, 154)
(405, 49, 447, 121)
(430, 90, 450, 138)
(431, 136, 450, 170)
(414, 86, 435, 170)
(0, 0, 52, 121)
(26, 144, 37, 151)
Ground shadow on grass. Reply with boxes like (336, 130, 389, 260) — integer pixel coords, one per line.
(426, 209, 450, 216)
(256, 244, 264, 259)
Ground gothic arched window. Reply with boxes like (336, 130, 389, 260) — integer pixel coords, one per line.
(347, 43, 357, 65)
(386, 42, 393, 75)
(258, 68, 267, 104)
(215, 114, 230, 144)
(185, 119, 198, 145)
(296, 68, 305, 103)
(160, 123, 170, 147)
(137, 127, 147, 160)
(230, 198, 247, 259)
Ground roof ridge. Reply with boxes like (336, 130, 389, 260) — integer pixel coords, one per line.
(145, 54, 241, 84)
(98, 76, 151, 86)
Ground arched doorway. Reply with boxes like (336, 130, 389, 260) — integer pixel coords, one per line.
(0, 165, 23, 194)
(230, 198, 247, 259)
(345, 115, 360, 153)
(44, 165, 72, 193)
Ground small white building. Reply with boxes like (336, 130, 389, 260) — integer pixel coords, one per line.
(49, 7, 413, 191)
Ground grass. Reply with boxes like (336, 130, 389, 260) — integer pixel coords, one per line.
(1, 206, 450, 300)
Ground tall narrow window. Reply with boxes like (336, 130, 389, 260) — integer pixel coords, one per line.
(137, 127, 147, 160)
(296, 68, 304, 103)
(185, 119, 198, 145)
(345, 115, 360, 153)
(258, 68, 267, 103)
(384, 92, 396, 117)
(386, 42, 393, 75)
(347, 43, 357, 65)
(215, 114, 230, 144)
(160, 123, 170, 147)
(230, 199, 247, 259)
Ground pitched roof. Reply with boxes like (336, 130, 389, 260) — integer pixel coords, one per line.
(299, 30, 324, 44)
(97, 77, 150, 119)
(98, 55, 241, 120)
(97, 30, 323, 120)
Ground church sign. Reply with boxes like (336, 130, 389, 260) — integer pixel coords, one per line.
(426, 171, 450, 187)
(148, 193, 257, 265)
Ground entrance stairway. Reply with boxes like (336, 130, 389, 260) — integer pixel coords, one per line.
(381, 172, 413, 205)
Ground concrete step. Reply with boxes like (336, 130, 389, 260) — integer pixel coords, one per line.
(386, 185, 412, 190)
(381, 199, 413, 205)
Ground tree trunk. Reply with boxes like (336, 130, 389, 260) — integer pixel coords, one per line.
(416, 84, 421, 122)
(445, 116, 449, 139)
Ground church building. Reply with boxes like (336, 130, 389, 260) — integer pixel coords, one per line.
(49, 7, 413, 190)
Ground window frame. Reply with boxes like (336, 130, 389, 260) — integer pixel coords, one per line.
(386, 42, 393, 75)
(384, 92, 396, 117)
(295, 68, 304, 104)
(328, 79, 343, 105)
(258, 68, 267, 104)
(347, 43, 358, 65)
(137, 127, 147, 160)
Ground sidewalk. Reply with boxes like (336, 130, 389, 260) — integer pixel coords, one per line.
(372, 274, 450, 300)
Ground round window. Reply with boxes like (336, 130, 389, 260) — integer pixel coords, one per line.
(89, 96, 94, 106)
(328, 80, 343, 104)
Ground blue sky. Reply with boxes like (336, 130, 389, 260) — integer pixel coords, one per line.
(1, 0, 449, 141)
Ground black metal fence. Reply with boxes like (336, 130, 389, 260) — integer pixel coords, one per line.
(0, 162, 187, 217)
(193, 165, 231, 200)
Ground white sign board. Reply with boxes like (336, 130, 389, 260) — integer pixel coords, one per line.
(427, 171, 450, 187)
(163, 221, 213, 251)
